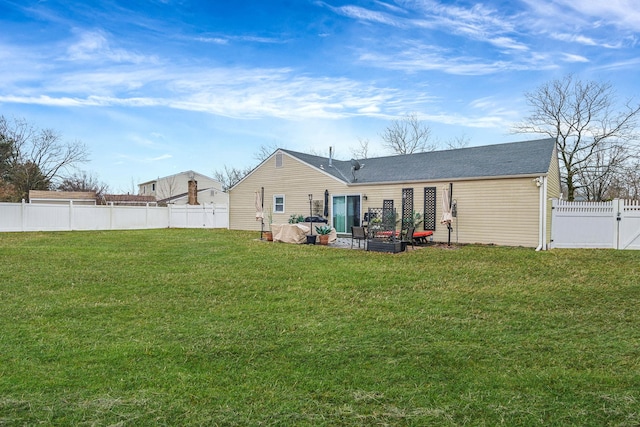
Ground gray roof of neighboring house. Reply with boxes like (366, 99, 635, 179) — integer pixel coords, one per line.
(281, 138, 556, 184)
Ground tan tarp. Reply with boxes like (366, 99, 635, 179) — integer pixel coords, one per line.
(272, 223, 309, 243)
(271, 223, 338, 244)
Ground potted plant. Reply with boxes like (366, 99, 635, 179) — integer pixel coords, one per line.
(288, 214, 305, 224)
(315, 225, 332, 245)
(264, 208, 273, 241)
(403, 211, 424, 229)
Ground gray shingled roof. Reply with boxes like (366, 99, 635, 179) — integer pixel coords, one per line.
(281, 138, 556, 184)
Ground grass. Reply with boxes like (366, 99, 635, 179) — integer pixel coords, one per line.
(0, 229, 639, 426)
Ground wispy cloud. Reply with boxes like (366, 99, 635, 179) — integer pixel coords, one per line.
(148, 154, 172, 162)
(195, 34, 286, 45)
(488, 37, 528, 51)
(329, 4, 404, 27)
(66, 30, 157, 64)
(116, 153, 173, 163)
(554, 0, 640, 32)
(329, 0, 637, 78)
(561, 53, 589, 63)
(357, 40, 551, 75)
(0, 56, 427, 120)
(549, 32, 623, 49)
(592, 57, 640, 71)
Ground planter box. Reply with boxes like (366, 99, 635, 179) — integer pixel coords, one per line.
(367, 240, 403, 253)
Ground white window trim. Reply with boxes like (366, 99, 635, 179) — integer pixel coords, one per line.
(273, 194, 285, 213)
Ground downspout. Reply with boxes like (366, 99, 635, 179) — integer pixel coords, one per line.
(535, 176, 547, 251)
(542, 176, 548, 250)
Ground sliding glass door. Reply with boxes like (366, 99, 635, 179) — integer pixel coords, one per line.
(332, 195, 361, 234)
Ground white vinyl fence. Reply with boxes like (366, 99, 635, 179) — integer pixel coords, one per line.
(551, 199, 640, 250)
(0, 202, 228, 232)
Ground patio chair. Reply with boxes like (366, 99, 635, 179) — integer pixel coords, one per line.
(402, 227, 416, 250)
(351, 226, 367, 249)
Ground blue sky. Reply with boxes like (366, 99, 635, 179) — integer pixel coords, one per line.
(1, 0, 638, 192)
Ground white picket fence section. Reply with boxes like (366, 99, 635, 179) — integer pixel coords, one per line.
(0, 202, 228, 232)
(551, 199, 640, 250)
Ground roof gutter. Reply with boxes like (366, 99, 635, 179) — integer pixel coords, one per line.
(345, 173, 548, 187)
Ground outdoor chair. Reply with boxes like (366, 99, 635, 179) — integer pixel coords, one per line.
(402, 227, 416, 250)
(351, 226, 367, 249)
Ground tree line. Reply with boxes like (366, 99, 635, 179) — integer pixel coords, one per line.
(0, 116, 108, 202)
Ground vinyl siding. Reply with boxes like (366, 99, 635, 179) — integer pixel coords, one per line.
(229, 152, 348, 231)
(545, 148, 562, 244)
(353, 178, 539, 246)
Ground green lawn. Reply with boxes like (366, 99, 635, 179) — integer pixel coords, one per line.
(1, 229, 639, 426)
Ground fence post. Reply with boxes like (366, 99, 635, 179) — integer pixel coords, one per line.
(21, 199, 26, 231)
(69, 200, 74, 231)
(109, 202, 113, 230)
(614, 199, 621, 250)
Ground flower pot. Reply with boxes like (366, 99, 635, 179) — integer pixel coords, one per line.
(264, 231, 273, 242)
(318, 235, 329, 245)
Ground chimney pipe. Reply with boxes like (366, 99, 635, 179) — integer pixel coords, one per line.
(329, 146, 333, 167)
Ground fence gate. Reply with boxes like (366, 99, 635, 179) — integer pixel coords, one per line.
(551, 199, 640, 250)
(619, 200, 640, 250)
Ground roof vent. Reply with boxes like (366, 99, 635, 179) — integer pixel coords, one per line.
(351, 159, 363, 181)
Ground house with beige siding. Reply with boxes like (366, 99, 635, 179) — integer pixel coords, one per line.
(229, 138, 561, 249)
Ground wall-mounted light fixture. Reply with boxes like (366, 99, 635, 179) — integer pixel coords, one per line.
(363, 194, 368, 201)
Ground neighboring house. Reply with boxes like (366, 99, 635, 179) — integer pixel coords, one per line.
(138, 171, 228, 206)
(29, 190, 97, 205)
(229, 138, 561, 249)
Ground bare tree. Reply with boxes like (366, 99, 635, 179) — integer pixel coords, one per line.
(213, 165, 253, 191)
(350, 137, 373, 159)
(254, 143, 280, 163)
(605, 161, 640, 200)
(57, 170, 109, 199)
(512, 75, 640, 201)
(0, 116, 90, 201)
(443, 134, 471, 150)
(381, 113, 435, 155)
(158, 174, 179, 200)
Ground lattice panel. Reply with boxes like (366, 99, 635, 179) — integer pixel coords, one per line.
(401, 188, 414, 231)
(423, 187, 436, 230)
(367, 207, 398, 241)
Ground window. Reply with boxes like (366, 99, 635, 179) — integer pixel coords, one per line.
(274, 195, 285, 213)
(152, 183, 156, 191)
